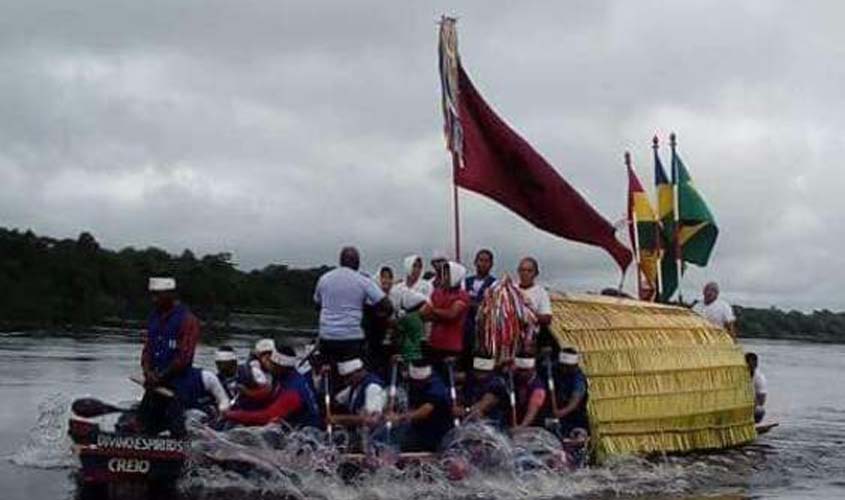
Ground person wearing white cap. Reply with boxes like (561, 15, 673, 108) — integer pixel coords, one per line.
(551, 348, 590, 438)
(138, 276, 202, 437)
(313, 246, 392, 363)
(222, 346, 320, 428)
(393, 254, 433, 299)
(213, 345, 240, 399)
(422, 261, 470, 369)
(512, 355, 548, 429)
(385, 359, 453, 452)
(330, 357, 386, 431)
(234, 338, 275, 409)
(455, 355, 509, 429)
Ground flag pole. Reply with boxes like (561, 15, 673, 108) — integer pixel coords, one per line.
(625, 151, 643, 300)
(670, 132, 683, 303)
(652, 136, 664, 301)
(452, 158, 462, 262)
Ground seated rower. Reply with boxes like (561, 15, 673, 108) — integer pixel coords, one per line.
(746, 352, 768, 423)
(214, 345, 240, 399)
(386, 360, 453, 452)
(551, 348, 590, 439)
(222, 346, 320, 428)
(330, 357, 386, 432)
(457, 356, 509, 429)
(512, 355, 547, 429)
(235, 338, 276, 408)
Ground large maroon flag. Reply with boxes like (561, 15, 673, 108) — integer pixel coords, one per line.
(451, 65, 633, 272)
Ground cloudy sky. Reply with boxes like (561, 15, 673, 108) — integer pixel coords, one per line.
(1, 1, 843, 310)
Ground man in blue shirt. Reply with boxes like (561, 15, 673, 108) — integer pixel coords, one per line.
(551, 348, 590, 438)
(458, 356, 510, 430)
(313, 247, 392, 364)
(386, 360, 453, 452)
(462, 249, 496, 371)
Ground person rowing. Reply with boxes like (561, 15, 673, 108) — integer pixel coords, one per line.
(455, 355, 509, 430)
(214, 346, 240, 399)
(234, 339, 276, 409)
(512, 354, 548, 429)
(386, 359, 453, 452)
(330, 356, 387, 449)
(138, 277, 202, 438)
(550, 348, 590, 440)
(221, 346, 320, 428)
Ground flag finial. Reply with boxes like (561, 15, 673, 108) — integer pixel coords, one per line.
(652, 135, 659, 149)
(624, 151, 632, 167)
(670, 132, 677, 149)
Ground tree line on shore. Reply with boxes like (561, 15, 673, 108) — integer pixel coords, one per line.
(0, 227, 842, 342)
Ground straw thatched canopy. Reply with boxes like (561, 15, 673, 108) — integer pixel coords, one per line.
(549, 293, 756, 462)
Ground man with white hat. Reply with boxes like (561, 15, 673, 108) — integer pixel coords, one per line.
(386, 359, 453, 452)
(138, 276, 202, 437)
(222, 346, 320, 428)
(233, 338, 276, 409)
(456, 355, 509, 429)
(551, 348, 590, 438)
(330, 356, 386, 431)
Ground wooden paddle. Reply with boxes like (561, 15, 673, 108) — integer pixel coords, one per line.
(129, 375, 176, 398)
(385, 356, 402, 439)
(71, 397, 131, 418)
(445, 357, 461, 428)
(542, 349, 561, 430)
(505, 359, 518, 428)
(321, 364, 333, 444)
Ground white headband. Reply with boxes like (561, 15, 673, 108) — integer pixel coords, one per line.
(271, 350, 297, 367)
(255, 339, 275, 354)
(558, 352, 580, 365)
(215, 351, 237, 363)
(337, 358, 364, 376)
(473, 357, 496, 371)
(148, 277, 176, 292)
(514, 357, 536, 369)
(409, 365, 432, 380)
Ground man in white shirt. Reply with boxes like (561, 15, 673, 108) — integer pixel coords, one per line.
(517, 257, 554, 350)
(313, 246, 391, 363)
(330, 357, 387, 429)
(745, 352, 767, 423)
(693, 282, 736, 337)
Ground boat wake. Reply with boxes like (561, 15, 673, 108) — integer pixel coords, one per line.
(12, 395, 845, 500)
(8, 393, 75, 469)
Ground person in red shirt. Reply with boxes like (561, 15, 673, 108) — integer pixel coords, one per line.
(423, 262, 470, 372)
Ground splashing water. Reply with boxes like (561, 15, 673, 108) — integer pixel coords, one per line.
(8, 393, 75, 469)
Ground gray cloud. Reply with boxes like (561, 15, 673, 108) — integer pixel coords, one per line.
(1, 1, 843, 310)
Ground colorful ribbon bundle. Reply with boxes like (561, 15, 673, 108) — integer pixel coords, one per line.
(475, 275, 538, 363)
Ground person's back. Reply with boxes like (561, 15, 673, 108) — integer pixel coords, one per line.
(315, 267, 385, 339)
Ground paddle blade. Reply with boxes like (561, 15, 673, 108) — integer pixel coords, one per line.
(71, 398, 126, 418)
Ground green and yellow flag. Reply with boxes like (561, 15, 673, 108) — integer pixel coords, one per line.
(654, 135, 719, 302)
(626, 154, 660, 301)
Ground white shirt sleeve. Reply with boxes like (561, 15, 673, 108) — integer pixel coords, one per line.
(313, 275, 324, 305)
(362, 274, 387, 305)
(754, 372, 768, 396)
(201, 370, 231, 412)
(249, 359, 270, 386)
(363, 383, 387, 414)
(721, 301, 736, 323)
(536, 286, 552, 316)
(334, 386, 351, 406)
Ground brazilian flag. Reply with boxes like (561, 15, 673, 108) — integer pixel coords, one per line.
(655, 136, 719, 302)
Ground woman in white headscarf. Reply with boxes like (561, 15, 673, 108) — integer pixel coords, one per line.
(393, 254, 433, 299)
(422, 261, 470, 366)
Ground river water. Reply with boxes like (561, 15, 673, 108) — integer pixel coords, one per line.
(1, 332, 843, 500)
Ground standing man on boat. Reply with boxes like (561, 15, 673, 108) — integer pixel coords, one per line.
(313, 246, 392, 364)
(516, 257, 554, 349)
(462, 249, 497, 371)
(693, 282, 737, 337)
(139, 277, 202, 437)
(746, 352, 768, 423)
